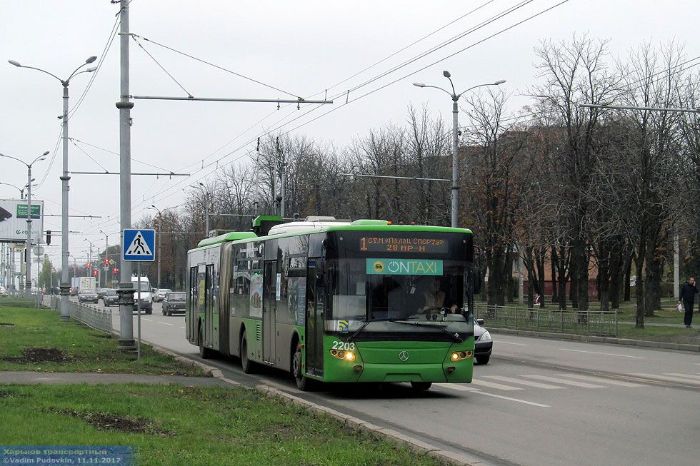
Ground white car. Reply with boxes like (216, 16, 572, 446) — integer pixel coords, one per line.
(152, 288, 171, 303)
(0, 286, 7, 297)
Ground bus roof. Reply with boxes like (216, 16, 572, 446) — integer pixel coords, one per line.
(196, 231, 258, 248)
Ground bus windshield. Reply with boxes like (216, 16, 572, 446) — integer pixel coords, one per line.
(328, 257, 472, 337)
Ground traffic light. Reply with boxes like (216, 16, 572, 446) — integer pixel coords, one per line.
(46, 230, 51, 245)
(113, 267, 119, 275)
(93, 269, 98, 277)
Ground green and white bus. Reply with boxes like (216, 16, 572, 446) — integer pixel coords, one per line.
(186, 216, 476, 391)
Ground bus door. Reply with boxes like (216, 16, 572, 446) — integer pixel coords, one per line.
(205, 264, 215, 347)
(262, 261, 277, 364)
(306, 260, 325, 376)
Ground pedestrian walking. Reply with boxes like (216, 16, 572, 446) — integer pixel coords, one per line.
(680, 276, 697, 328)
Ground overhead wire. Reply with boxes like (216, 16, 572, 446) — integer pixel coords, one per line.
(137, 0, 571, 212)
(90, 0, 570, 231)
(130, 32, 302, 99)
(69, 15, 120, 119)
(132, 35, 193, 97)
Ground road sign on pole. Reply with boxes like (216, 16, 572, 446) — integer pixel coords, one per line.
(122, 229, 155, 262)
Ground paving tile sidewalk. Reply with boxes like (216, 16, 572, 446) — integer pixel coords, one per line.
(0, 371, 228, 386)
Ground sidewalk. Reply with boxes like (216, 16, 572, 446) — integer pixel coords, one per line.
(0, 371, 228, 386)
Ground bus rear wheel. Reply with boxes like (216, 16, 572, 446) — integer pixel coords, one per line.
(411, 382, 432, 392)
(240, 334, 254, 374)
(292, 345, 310, 391)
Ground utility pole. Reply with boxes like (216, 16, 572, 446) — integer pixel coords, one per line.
(276, 137, 286, 219)
(117, 0, 135, 349)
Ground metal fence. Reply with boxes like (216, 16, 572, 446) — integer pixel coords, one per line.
(475, 304, 618, 337)
(45, 295, 113, 334)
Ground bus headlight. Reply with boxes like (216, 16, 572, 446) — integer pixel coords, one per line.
(450, 351, 472, 361)
(331, 349, 356, 362)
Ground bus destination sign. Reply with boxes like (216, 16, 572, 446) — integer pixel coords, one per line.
(359, 236, 448, 254)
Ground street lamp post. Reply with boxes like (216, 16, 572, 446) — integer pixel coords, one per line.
(0, 151, 48, 297)
(195, 183, 210, 236)
(148, 205, 163, 290)
(9, 56, 97, 317)
(99, 230, 109, 288)
(413, 72, 505, 227)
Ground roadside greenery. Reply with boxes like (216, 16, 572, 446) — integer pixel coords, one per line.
(0, 302, 203, 376)
(0, 384, 443, 466)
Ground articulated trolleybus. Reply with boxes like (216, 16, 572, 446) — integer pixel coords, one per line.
(186, 216, 476, 391)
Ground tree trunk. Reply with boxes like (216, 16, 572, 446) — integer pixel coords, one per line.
(551, 246, 558, 304)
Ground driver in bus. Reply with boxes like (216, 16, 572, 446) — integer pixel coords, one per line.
(420, 277, 458, 316)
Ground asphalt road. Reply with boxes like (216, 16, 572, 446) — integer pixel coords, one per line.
(98, 299, 699, 466)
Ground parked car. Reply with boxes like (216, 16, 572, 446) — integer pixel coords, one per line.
(96, 288, 108, 300)
(78, 289, 98, 304)
(0, 286, 7, 297)
(162, 291, 186, 316)
(152, 288, 172, 303)
(102, 288, 119, 307)
(474, 318, 493, 365)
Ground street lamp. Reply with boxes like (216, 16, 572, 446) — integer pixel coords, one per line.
(0, 150, 48, 296)
(0, 181, 25, 199)
(148, 205, 163, 290)
(413, 72, 505, 227)
(9, 55, 96, 318)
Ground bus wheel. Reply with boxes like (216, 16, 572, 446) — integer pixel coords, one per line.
(292, 345, 310, 391)
(240, 334, 254, 374)
(198, 325, 212, 359)
(410, 382, 432, 392)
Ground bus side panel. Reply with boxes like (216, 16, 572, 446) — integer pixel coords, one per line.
(240, 317, 264, 363)
(186, 249, 204, 346)
(218, 243, 233, 356)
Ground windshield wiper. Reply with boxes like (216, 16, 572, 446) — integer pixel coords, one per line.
(391, 319, 463, 343)
(346, 318, 463, 343)
(346, 318, 394, 342)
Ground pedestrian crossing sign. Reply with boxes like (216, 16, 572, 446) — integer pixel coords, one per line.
(122, 229, 156, 262)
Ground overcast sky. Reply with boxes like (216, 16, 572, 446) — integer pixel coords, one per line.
(0, 0, 697, 267)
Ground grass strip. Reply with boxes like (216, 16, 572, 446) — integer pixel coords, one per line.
(0, 304, 204, 376)
(0, 384, 444, 466)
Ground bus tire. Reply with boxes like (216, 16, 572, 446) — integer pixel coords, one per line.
(410, 382, 432, 392)
(240, 334, 254, 374)
(292, 344, 311, 391)
(198, 324, 212, 359)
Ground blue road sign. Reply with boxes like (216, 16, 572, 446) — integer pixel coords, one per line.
(122, 229, 156, 262)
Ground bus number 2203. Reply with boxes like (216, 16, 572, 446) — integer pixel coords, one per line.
(331, 341, 356, 351)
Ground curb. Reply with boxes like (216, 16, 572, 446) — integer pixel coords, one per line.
(256, 384, 475, 466)
(490, 327, 700, 352)
(146, 344, 473, 465)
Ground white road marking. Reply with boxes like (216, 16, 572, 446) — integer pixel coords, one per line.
(142, 318, 152, 322)
(558, 373, 642, 387)
(471, 379, 523, 391)
(522, 374, 603, 388)
(559, 348, 643, 359)
(483, 375, 563, 389)
(434, 384, 550, 408)
(496, 340, 527, 346)
(179, 326, 186, 329)
(160, 322, 174, 326)
(435, 383, 478, 392)
(631, 373, 700, 385)
(664, 373, 700, 381)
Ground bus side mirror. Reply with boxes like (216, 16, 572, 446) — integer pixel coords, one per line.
(476, 318, 485, 326)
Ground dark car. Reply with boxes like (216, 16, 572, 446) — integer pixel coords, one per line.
(78, 289, 98, 304)
(474, 318, 493, 365)
(102, 289, 119, 307)
(162, 291, 186, 316)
